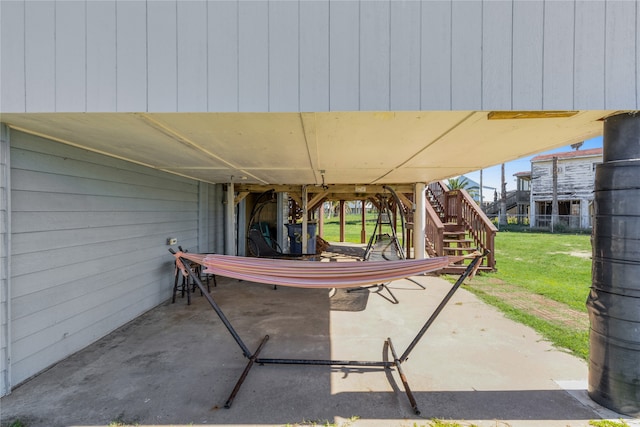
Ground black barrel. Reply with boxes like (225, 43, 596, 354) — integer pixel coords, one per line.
(588, 113, 640, 417)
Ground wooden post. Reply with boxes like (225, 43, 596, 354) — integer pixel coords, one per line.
(552, 156, 559, 232)
(339, 200, 346, 242)
(302, 186, 308, 254)
(318, 204, 324, 237)
(361, 199, 366, 243)
(414, 183, 426, 259)
(479, 169, 484, 212)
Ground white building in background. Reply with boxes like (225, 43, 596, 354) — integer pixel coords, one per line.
(529, 148, 603, 229)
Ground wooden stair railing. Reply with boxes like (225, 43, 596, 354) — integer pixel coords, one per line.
(426, 181, 497, 271)
(427, 181, 448, 221)
(424, 198, 445, 257)
(455, 189, 497, 269)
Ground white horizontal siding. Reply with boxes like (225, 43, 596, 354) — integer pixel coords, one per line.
(1, 0, 638, 113)
(0, 125, 10, 396)
(531, 156, 601, 201)
(9, 130, 200, 386)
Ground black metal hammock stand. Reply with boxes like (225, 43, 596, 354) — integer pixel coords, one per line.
(171, 249, 485, 415)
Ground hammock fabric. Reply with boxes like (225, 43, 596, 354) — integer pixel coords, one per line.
(173, 252, 453, 288)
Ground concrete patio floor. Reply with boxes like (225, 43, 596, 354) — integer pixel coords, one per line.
(0, 273, 635, 427)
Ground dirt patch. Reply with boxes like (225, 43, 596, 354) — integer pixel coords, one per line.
(466, 279, 589, 331)
(548, 250, 592, 259)
(569, 250, 591, 259)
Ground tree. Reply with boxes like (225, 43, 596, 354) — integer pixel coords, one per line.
(499, 163, 507, 226)
(447, 177, 479, 201)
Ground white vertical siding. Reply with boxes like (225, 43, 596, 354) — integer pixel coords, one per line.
(360, 0, 390, 110)
(55, 1, 86, 111)
(299, 1, 329, 112)
(1, 0, 638, 113)
(269, 1, 299, 112)
(148, 0, 178, 112)
(1, 1, 25, 112)
(0, 125, 11, 396)
(329, 0, 359, 110)
(177, 1, 208, 112)
(116, 0, 147, 112)
(421, 1, 451, 109)
(86, 0, 117, 112)
(575, 1, 606, 109)
(482, 0, 512, 110)
(24, 1, 55, 112)
(543, 1, 575, 110)
(512, 0, 544, 109)
(208, 0, 239, 112)
(238, 1, 269, 111)
(390, 0, 421, 110)
(9, 131, 199, 386)
(605, 0, 637, 109)
(451, 1, 482, 109)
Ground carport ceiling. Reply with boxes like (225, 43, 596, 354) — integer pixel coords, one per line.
(3, 111, 610, 185)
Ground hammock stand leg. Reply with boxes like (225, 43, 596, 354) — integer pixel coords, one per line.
(180, 257, 253, 359)
(177, 253, 484, 415)
(388, 337, 419, 415)
(346, 283, 399, 304)
(224, 334, 270, 409)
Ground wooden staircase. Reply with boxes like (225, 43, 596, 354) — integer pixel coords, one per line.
(425, 181, 497, 274)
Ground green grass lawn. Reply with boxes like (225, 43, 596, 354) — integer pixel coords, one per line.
(488, 232, 592, 311)
(321, 213, 383, 243)
(462, 231, 592, 360)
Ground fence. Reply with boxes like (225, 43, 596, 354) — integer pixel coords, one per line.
(486, 213, 592, 231)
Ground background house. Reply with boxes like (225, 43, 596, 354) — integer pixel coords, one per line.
(529, 148, 603, 229)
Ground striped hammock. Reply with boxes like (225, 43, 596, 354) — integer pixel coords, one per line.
(173, 252, 454, 289)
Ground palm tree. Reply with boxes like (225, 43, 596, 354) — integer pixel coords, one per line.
(447, 177, 468, 190)
(447, 177, 479, 201)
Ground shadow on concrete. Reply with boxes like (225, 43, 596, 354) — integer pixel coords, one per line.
(0, 275, 604, 427)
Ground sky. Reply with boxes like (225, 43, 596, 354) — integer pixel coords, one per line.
(461, 135, 603, 203)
